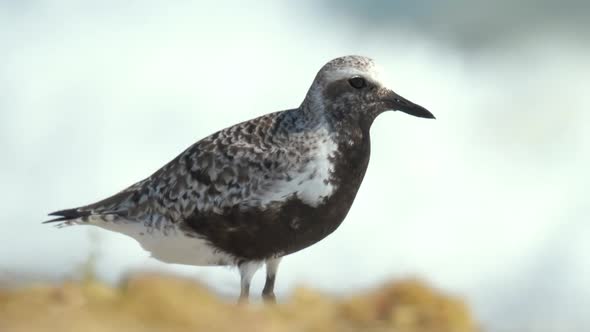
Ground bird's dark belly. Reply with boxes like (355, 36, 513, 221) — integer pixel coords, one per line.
(183, 188, 359, 261)
(184, 133, 371, 261)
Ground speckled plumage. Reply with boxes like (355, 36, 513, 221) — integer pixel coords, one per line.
(46, 55, 434, 302)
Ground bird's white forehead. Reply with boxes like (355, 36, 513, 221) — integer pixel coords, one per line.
(317, 55, 382, 83)
(323, 65, 384, 86)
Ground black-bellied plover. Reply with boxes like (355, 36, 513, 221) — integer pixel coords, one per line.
(46, 55, 434, 303)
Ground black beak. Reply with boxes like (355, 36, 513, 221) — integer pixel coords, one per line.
(383, 90, 435, 119)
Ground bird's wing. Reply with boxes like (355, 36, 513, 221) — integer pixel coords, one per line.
(47, 110, 319, 226)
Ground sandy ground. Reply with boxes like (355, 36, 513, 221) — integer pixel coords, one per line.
(0, 273, 477, 332)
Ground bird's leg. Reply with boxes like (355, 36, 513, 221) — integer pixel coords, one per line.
(238, 261, 261, 304)
(262, 257, 282, 303)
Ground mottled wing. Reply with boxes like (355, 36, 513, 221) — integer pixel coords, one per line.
(47, 110, 315, 226)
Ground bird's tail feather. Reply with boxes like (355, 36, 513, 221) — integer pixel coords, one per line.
(44, 208, 95, 228)
(44, 188, 138, 227)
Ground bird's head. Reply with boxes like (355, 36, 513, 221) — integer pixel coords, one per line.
(303, 55, 434, 123)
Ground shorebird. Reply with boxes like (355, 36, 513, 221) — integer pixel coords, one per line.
(46, 55, 434, 303)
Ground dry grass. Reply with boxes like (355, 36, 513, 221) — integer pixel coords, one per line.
(0, 273, 478, 332)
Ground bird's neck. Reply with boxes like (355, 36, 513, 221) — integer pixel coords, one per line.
(299, 103, 375, 147)
(271, 105, 374, 160)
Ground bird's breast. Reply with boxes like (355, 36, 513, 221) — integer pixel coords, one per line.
(246, 129, 339, 209)
(182, 127, 372, 261)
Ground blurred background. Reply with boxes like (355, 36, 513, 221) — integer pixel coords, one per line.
(1, 1, 588, 331)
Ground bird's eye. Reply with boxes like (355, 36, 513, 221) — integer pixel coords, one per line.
(348, 76, 367, 89)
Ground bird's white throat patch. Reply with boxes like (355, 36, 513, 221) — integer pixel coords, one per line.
(257, 128, 338, 208)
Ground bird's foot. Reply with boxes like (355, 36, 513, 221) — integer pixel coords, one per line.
(237, 294, 249, 305)
(262, 291, 276, 303)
